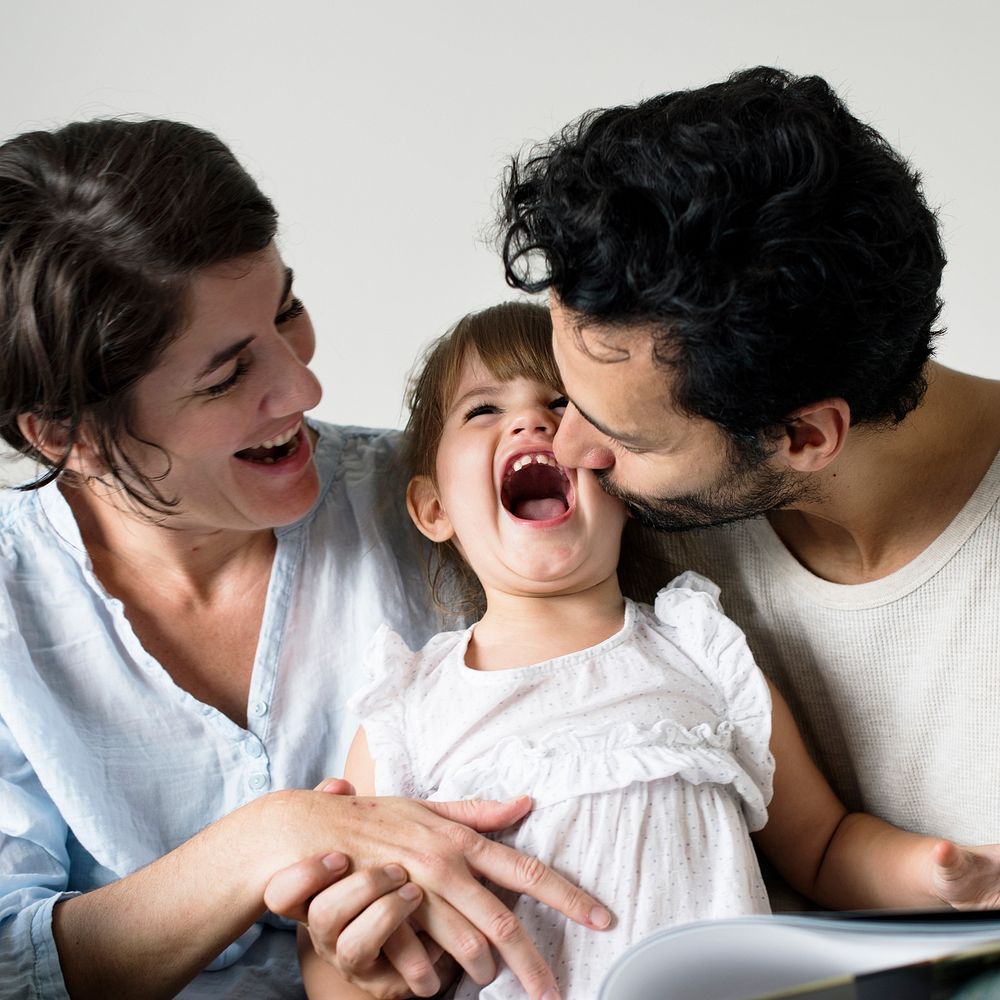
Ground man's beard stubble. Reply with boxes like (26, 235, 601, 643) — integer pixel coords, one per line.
(596, 456, 817, 534)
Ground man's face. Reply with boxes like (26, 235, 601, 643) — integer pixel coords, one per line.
(550, 299, 809, 531)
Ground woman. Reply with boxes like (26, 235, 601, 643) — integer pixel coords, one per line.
(0, 119, 608, 1000)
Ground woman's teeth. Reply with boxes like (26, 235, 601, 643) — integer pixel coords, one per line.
(235, 421, 302, 463)
(257, 422, 301, 450)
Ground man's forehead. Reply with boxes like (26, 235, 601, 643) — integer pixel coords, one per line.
(551, 307, 682, 445)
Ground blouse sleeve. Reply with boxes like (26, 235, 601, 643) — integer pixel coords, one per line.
(654, 571, 775, 830)
(0, 706, 75, 1000)
(346, 625, 424, 798)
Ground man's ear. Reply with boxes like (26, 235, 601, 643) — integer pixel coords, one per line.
(406, 475, 455, 543)
(16, 413, 106, 478)
(776, 398, 851, 472)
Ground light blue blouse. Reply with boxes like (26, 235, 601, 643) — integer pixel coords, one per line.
(0, 422, 443, 999)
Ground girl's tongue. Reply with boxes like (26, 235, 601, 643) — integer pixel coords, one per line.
(503, 460, 570, 521)
(514, 497, 568, 520)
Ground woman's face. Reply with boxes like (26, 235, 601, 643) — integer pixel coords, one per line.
(120, 243, 324, 533)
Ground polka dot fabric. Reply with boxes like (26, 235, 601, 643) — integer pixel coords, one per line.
(350, 572, 775, 999)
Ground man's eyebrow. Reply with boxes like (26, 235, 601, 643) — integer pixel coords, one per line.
(195, 267, 294, 382)
(571, 399, 652, 448)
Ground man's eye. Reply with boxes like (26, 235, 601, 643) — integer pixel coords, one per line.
(276, 297, 305, 325)
(550, 395, 569, 411)
(609, 436, 646, 456)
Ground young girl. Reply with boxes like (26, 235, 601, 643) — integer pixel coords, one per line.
(299, 302, 1000, 1000)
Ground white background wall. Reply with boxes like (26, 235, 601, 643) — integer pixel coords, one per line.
(1, 0, 996, 483)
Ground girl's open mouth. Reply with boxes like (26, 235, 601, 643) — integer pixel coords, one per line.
(500, 452, 574, 521)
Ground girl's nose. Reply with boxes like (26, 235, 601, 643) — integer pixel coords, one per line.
(510, 406, 557, 437)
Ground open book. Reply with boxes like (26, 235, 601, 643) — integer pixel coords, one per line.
(597, 909, 1000, 999)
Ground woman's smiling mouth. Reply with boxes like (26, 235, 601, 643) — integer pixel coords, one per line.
(234, 420, 303, 464)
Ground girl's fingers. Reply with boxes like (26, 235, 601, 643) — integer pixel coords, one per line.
(263, 852, 350, 923)
(380, 919, 442, 998)
(315, 777, 357, 795)
(410, 893, 497, 986)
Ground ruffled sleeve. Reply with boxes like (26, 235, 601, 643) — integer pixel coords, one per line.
(654, 571, 775, 830)
(346, 625, 423, 797)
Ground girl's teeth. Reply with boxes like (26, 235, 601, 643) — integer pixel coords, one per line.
(508, 453, 561, 476)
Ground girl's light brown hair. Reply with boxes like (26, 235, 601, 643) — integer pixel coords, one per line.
(403, 300, 665, 617)
(404, 301, 560, 617)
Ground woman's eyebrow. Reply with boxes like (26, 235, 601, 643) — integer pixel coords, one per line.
(280, 267, 294, 305)
(196, 336, 255, 381)
(196, 268, 293, 381)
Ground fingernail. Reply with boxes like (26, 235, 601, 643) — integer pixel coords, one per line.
(540, 988, 562, 1000)
(398, 882, 421, 901)
(322, 852, 348, 872)
(384, 864, 406, 881)
(503, 795, 531, 805)
(590, 906, 612, 929)
(320, 779, 342, 793)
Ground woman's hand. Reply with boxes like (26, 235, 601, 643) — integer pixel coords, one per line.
(263, 791, 610, 1000)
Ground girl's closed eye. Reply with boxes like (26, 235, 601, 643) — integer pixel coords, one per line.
(465, 402, 500, 421)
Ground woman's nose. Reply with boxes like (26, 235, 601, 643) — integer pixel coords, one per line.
(263, 335, 323, 416)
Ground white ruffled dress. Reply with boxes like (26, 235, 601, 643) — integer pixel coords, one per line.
(349, 572, 774, 999)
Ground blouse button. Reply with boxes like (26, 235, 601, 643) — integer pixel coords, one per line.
(245, 741, 264, 759)
(248, 773, 269, 791)
(250, 701, 268, 718)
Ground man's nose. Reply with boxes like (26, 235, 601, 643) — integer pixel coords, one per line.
(553, 403, 616, 470)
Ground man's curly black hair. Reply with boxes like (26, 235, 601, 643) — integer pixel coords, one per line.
(499, 66, 946, 450)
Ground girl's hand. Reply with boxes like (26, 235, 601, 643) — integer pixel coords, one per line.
(932, 840, 1000, 910)
(270, 863, 454, 998)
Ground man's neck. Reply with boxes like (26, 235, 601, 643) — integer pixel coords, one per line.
(467, 574, 626, 671)
(768, 363, 1000, 584)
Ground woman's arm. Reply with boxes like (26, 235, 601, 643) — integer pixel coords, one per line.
(52, 782, 601, 1000)
(755, 680, 1000, 909)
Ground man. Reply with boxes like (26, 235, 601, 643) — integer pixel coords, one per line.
(499, 67, 1000, 868)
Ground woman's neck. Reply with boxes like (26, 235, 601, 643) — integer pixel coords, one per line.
(466, 573, 626, 671)
(61, 481, 275, 603)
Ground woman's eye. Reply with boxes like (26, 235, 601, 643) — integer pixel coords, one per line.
(550, 395, 569, 411)
(276, 297, 305, 325)
(465, 403, 500, 421)
(204, 359, 250, 398)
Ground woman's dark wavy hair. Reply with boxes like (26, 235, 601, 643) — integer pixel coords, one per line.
(0, 118, 278, 512)
(500, 66, 946, 451)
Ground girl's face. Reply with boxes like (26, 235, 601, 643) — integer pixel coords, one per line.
(408, 351, 628, 597)
(114, 243, 323, 533)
